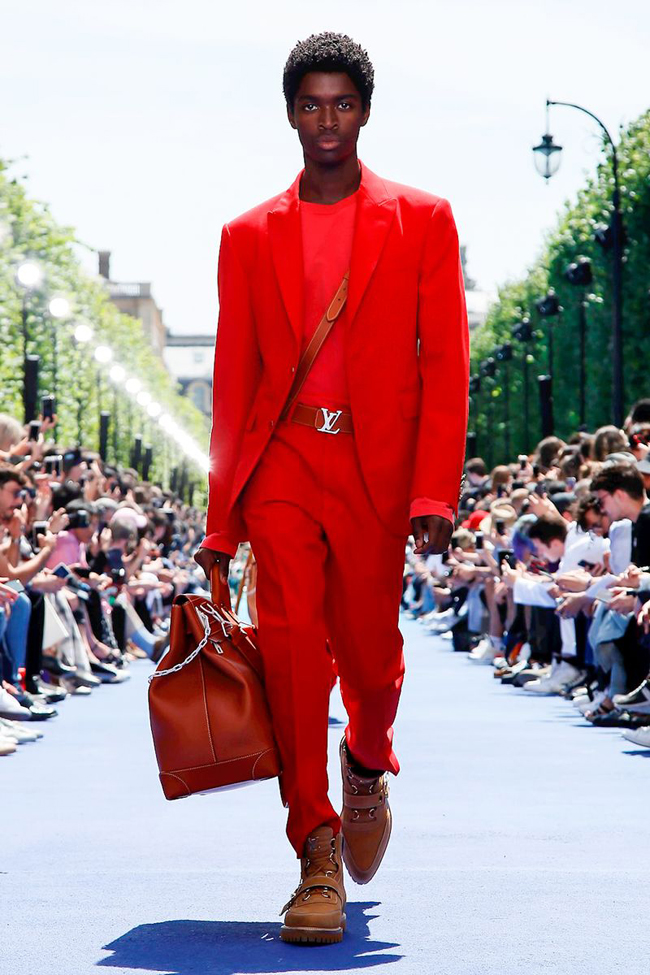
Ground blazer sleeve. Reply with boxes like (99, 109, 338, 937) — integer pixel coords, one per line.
(410, 198, 469, 518)
(202, 224, 261, 557)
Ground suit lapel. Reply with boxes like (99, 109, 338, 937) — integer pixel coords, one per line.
(347, 164, 396, 326)
(268, 172, 303, 350)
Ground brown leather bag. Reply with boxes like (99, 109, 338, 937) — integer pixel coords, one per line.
(148, 271, 350, 800)
(148, 565, 280, 799)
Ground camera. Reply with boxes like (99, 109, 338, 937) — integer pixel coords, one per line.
(110, 567, 126, 588)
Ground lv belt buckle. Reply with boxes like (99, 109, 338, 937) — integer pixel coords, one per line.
(316, 407, 342, 435)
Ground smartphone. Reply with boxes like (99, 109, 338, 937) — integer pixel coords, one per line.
(498, 549, 516, 571)
(495, 520, 506, 535)
(497, 485, 505, 499)
(31, 520, 49, 546)
(518, 455, 528, 470)
(441, 551, 450, 565)
(566, 476, 577, 490)
(28, 420, 41, 441)
(41, 395, 56, 421)
(52, 562, 72, 580)
(475, 531, 484, 550)
(578, 560, 596, 571)
(44, 455, 62, 476)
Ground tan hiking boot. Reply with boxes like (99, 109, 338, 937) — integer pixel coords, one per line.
(280, 825, 346, 944)
(339, 736, 392, 884)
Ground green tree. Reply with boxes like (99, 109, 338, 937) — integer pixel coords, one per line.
(0, 160, 210, 504)
(470, 109, 650, 465)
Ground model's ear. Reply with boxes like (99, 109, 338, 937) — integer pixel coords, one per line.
(360, 103, 371, 128)
(287, 104, 297, 130)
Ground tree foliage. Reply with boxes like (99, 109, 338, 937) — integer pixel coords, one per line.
(470, 109, 650, 465)
(0, 159, 210, 502)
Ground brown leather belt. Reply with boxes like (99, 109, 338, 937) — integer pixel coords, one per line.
(291, 403, 354, 435)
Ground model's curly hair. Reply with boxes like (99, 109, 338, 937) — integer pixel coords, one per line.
(283, 32, 374, 110)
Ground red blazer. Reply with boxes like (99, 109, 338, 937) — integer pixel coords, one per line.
(203, 163, 469, 556)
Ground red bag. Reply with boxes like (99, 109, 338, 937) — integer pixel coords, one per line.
(148, 565, 280, 799)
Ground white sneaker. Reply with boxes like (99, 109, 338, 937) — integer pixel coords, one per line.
(0, 687, 32, 721)
(0, 718, 42, 742)
(0, 735, 17, 755)
(427, 610, 460, 633)
(622, 727, 650, 748)
(573, 691, 607, 714)
(524, 660, 581, 695)
(468, 637, 495, 663)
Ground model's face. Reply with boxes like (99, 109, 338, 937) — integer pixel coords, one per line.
(287, 71, 369, 165)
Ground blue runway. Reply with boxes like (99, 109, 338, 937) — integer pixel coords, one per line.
(2, 617, 649, 975)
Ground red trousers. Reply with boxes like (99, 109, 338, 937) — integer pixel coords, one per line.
(240, 414, 407, 855)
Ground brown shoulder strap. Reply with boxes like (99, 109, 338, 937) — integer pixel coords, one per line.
(279, 270, 349, 421)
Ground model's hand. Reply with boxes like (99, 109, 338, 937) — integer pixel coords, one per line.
(194, 547, 230, 586)
(411, 515, 453, 556)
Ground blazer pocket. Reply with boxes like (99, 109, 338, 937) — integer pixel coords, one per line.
(400, 390, 420, 419)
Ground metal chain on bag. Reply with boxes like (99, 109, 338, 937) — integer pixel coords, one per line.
(148, 603, 228, 683)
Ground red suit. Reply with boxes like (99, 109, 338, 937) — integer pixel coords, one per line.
(203, 163, 469, 853)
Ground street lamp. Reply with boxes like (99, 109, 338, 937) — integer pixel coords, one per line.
(469, 374, 481, 457)
(535, 289, 561, 378)
(15, 260, 43, 422)
(512, 316, 534, 451)
(480, 357, 497, 466)
(495, 342, 513, 459)
(533, 98, 624, 426)
(47, 296, 70, 421)
(564, 257, 593, 428)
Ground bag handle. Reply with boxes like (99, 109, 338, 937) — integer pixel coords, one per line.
(280, 270, 350, 421)
(211, 563, 233, 613)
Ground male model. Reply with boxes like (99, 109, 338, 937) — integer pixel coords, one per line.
(195, 32, 469, 944)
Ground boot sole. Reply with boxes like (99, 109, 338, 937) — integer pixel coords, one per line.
(280, 915, 346, 945)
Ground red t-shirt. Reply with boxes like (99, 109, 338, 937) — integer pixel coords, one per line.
(299, 190, 358, 409)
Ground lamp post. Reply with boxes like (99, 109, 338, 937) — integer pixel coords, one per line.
(480, 357, 497, 466)
(533, 98, 624, 426)
(108, 363, 126, 464)
(495, 342, 513, 460)
(15, 260, 43, 422)
(535, 289, 561, 379)
(512, 316, 534, 451)
(469, 373, 481, 455)
(47, 296, 70, 417)
(564, 257, 593, 428)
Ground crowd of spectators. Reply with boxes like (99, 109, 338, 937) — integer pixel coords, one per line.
(403, 397, 650, 750)
(0, 410, 207, 756)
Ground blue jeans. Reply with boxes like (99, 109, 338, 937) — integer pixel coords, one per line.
(0, 592, 32, 685)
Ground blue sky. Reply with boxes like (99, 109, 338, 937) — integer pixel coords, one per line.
(2, 0, 648, 335)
